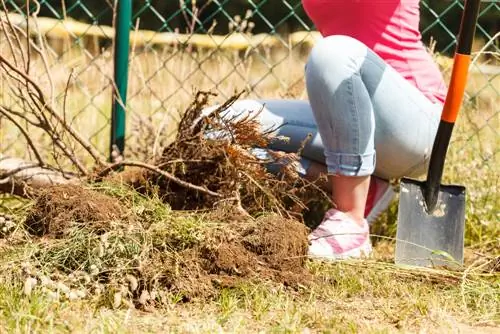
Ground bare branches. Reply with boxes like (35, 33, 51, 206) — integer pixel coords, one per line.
(1, 6, 109, 176)
(0, 157, 78, 197)
(0, 52, 106, 166)
(97, 160, 222, 198)
(0, 8, 232, 202)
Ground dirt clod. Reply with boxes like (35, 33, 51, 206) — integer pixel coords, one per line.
(24, 184, 126, 237)
(194, 215, 311, 292)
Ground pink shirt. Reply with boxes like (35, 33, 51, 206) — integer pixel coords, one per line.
(302, 0, 447, 104)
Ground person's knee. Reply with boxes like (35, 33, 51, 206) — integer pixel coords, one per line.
(306, 35, 366, 74)
(305, 35, 367, 117)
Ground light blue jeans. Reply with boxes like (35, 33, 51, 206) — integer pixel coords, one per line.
(203, 35, 443, 180)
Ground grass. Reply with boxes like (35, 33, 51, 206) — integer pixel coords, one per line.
(1, 31, 499, 333)
(0, 181, 498, 333)
(0, 251, 497, 332)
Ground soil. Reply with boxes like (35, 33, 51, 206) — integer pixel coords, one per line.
(201, 215, 311, 287)
(24, 184, 126, 237)
(22, 183, 311, 303)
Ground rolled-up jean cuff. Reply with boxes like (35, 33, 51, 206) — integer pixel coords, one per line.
(325, 151, 376, 177)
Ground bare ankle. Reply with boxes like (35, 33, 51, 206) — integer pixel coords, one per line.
(330, 175, 371, 222)
(342, 211, 367, 227)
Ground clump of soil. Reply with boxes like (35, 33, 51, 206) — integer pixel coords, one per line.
(201, 215, 310, 286)
(24, 184, 127, 237)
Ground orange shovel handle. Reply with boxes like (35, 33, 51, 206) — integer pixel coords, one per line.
(423, 0, 481, 212)
(441, 54, 471, 123)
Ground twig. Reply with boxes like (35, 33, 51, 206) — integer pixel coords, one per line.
(0, 54, 107, 166)
(0, 163, 40, 180)
(97, 161, 223, 198)
(59, 69, 74, 153)
(25, 0, 31, 73)
(31, 1, 55, 107)
(0, 0, 24, 67)
(0, 106, 44, 165)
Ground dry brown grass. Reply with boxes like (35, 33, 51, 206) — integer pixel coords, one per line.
(1, 32, 498, 158)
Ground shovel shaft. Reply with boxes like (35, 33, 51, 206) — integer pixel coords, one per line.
(424, 0, 481, 212)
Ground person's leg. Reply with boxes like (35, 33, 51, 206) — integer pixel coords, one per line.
(304, 35, 442, 259)
(305, 35, 442, 225)
(201, 97, 397, 224)
(202, 99, 325, 162)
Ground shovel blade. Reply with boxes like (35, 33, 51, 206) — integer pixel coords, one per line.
(395, 178, 466, 269)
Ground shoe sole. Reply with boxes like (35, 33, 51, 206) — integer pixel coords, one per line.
(308, 239, 373, 261)
(366, 185, 396, 225)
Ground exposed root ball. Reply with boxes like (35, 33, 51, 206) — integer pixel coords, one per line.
(197, 215, 311, 291)
(132, 91, 328, 221)
(24, 184, 126, 237)
(241, 215, 309, 271)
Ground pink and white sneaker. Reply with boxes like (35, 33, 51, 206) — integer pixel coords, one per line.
(308, 209, 372, 260)
(364, 176, 396, 225)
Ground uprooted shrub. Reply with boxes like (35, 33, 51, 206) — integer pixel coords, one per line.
(5, 90, 331, 308)
(123, 91, 330, 220)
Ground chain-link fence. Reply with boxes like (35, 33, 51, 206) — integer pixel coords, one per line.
(1, 1, 498, 165)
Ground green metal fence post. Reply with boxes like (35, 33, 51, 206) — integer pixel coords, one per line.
(110, 0, 132, 162)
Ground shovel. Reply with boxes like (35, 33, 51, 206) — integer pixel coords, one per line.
(394, 0, 481, 269)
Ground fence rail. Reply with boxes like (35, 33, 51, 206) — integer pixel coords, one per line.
(0, 1, 498, 165)
(4, 11, 322, 50)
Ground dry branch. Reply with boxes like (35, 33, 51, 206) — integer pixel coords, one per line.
(0, 157, 78, 197)
(0, 6, 328, 221)
(97, 160, 222, 198)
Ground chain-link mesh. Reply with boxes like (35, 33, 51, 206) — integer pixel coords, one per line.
(1, 0, 115, 161)
(1, 1, 498, 167)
